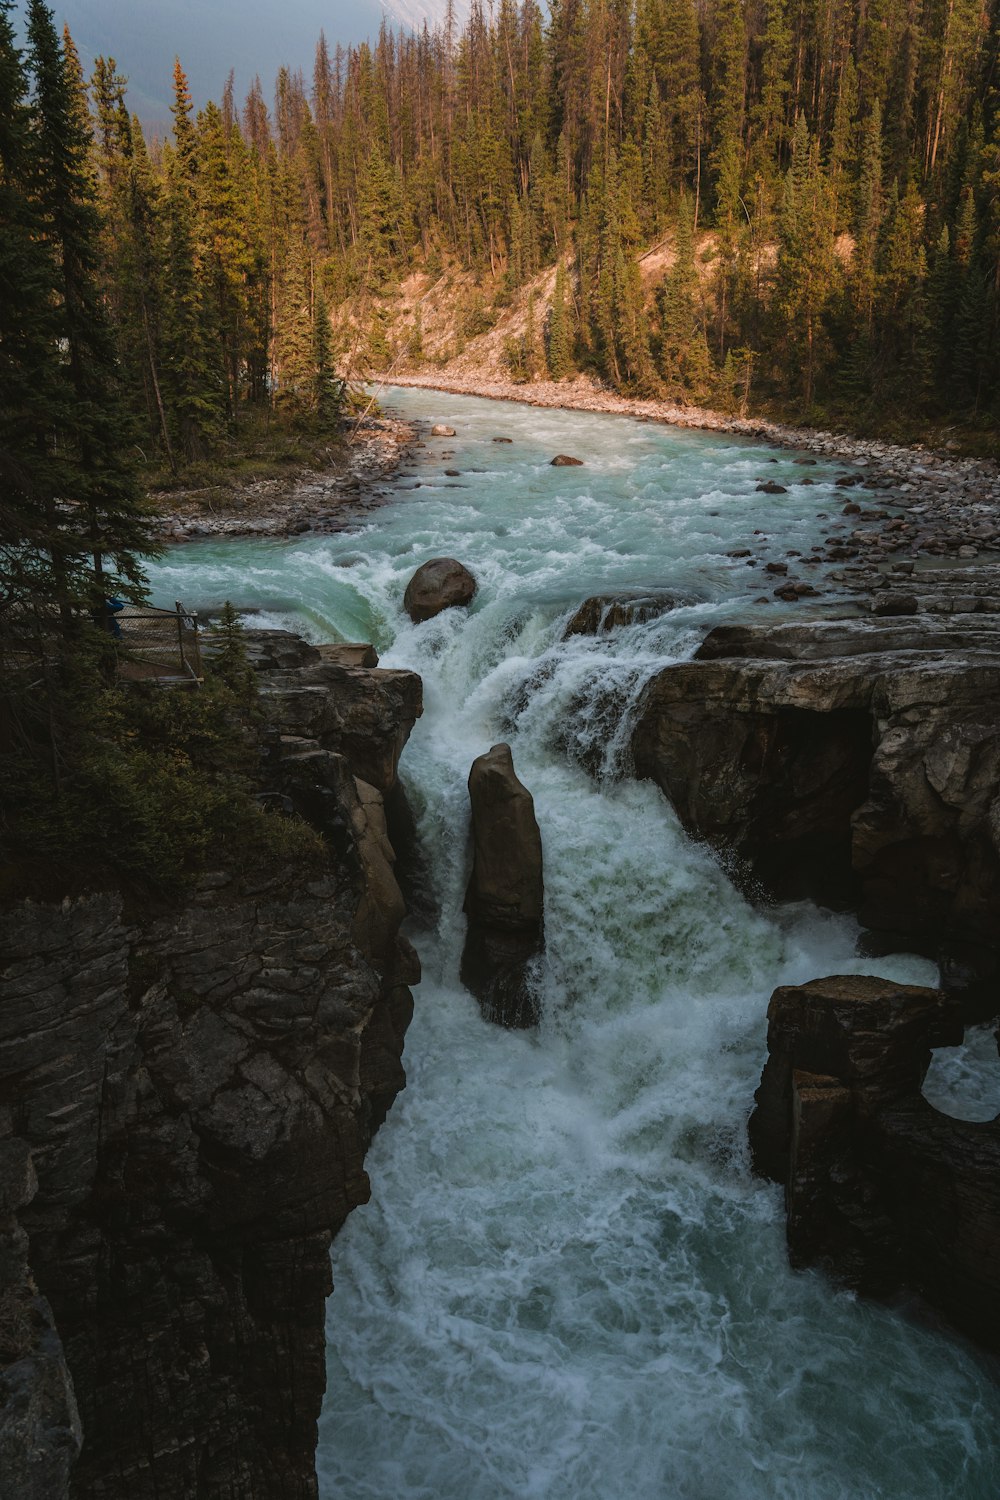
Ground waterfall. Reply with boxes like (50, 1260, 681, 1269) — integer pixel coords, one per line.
(145, 387, 1000, 1499)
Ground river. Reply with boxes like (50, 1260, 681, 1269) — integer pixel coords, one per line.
(145, 387, 1000, 1499)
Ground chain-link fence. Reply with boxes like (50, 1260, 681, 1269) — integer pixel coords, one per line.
(113, 603, 202, 684)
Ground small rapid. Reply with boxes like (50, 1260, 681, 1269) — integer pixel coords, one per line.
(145, 388, 1000, 1498)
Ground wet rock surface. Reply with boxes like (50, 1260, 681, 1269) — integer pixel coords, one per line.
(461, 744, 545, 1028)
(403, 557, 477, 623)
(563, 591, 678, 638)
(0, 636, 423, 1500)
(749, 975, 1000, 1353)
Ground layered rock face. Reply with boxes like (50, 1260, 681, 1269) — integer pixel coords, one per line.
(461, 744, 544, 1028)
(749, 975, 1000, 1350)
(632, 618, 1000, 963)
(0, 634, 422, 1500)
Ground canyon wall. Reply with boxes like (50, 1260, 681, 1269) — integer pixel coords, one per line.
(631, 611, 1000, 1345)
(0, 634, 422, 1500)
(633, 616, 1000, 986)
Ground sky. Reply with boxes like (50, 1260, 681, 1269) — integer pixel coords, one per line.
(12, 0, 455, 131)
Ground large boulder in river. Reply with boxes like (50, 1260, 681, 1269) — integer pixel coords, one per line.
(748, 973, 1000, 1354)
(550, 454, 583, 466)
(460, 743, 544, 1028)
(403, 558, 477, 623)
(564, 592, 677, 638)
(430, 424, 456, 437)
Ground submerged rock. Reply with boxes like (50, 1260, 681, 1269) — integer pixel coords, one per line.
(749, 974, 1000, 1353)
(403, 557, 477, 623)
(563, 591, 677, 638)
(460, 743, 544, 1028)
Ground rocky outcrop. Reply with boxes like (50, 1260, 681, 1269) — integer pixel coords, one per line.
(402, 558, 477, 623)
(0, 636, 422, 1499)
(564, 592, 678, 638)
(259, 656, 422, 793)
(460, 744, 544, 1028)
(749, 975, 1000, 1352)
(632, 617, 1000, 966)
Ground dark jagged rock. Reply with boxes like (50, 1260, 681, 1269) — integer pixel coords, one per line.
(749, 974, 1000, 1353)
(402, 558, 477, 623)
(259, 661, 422, 792)
(383, 778, 439, 929)
(237, 628, 321, 672)
(460, 744, 544, 1028)
(0, 1125, 81, 1500)
(550, 454, 583, 466)
(0, 639, 423, 1500)
(632, 617, 1000, 948)
(563, 591, 677, 638)
(756, 480, 787, 494)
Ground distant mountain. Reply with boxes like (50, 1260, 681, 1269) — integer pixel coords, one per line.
(11, 0, 464, 131)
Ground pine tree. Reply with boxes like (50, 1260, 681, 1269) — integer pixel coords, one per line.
(274, 236, 314, 412)
(312, 284, 342, 423)
(160, 63, 223, 459)
(25, 1, 155, 609)
(546, 261, 574, 378)
(659, 197, 711, 400)
(772, 115, 838, 408)
(0, 0, 72, 617)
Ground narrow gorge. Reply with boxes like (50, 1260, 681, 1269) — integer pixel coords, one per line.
(5, 387, 1000, 1498)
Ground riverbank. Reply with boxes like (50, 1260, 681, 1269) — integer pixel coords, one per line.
(384, 371, 1000, 567)
(150, 411, 417, 543)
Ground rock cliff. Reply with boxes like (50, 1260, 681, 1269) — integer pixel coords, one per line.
(749, 975, 1000, 1351)
(632, 616, 1000, 979)
(631, 610, 1000, 1349)
(0, 633, 422, 1500)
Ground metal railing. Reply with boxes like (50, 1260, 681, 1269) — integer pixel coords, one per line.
(114, 602, 202, 685)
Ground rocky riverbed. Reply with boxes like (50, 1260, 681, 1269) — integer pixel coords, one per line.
(386, 373, 1000, 582)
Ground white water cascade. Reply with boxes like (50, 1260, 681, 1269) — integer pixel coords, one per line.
(145, 388, 1000, 1499)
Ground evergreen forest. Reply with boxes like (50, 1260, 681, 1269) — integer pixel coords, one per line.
(4, 0, 1000, 476)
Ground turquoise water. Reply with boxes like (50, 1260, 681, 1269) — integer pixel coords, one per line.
(146, 388, 1000, 1499)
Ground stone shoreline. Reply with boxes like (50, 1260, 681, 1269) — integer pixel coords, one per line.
(151, 412, 418, 543)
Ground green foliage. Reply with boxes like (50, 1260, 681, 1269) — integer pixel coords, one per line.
(1, 627, 324, 900)
(659, 198, 712, 401)
(1, 2, 157, 629)
(546, 262, 574, 379)
(8, 0, 1000, 464)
